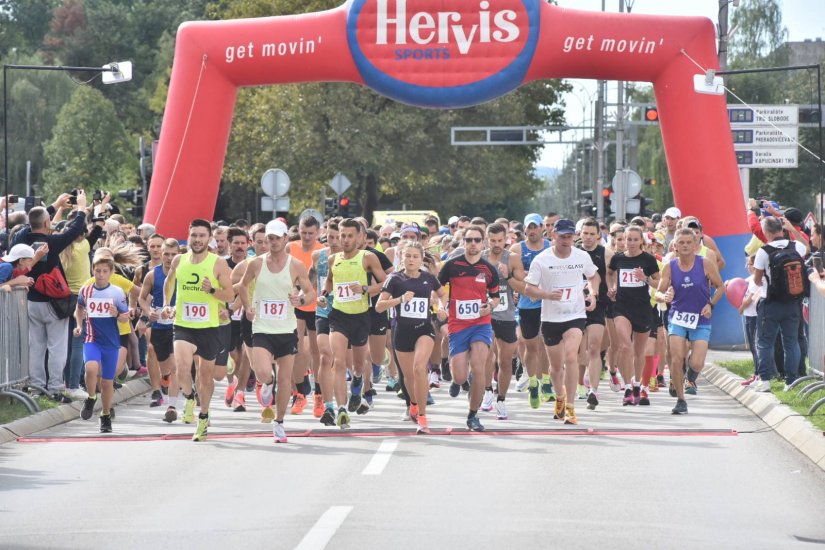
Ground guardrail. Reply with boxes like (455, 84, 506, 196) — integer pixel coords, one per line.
(788, 291, 825, 415)
(0, 287, 38, 413)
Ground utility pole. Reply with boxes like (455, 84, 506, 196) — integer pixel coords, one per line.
(718, 0, 729, 71)
(595, 0, 607, 221)
(615, 0, 626, 221)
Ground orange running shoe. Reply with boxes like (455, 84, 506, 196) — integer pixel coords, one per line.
(232, 391, 246, 412)
(553, 396, 566, 420)
(225, 380, 237, 408)
(291, 393, 307, 415)
(417, 414, 430, 434)
(563, 404, 577, 425)
(313, 394, 324, 418)
(409, 403, 419, 424)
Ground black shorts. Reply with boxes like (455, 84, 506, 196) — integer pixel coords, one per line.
(541, 318, 587, 347)
(240, 316, 254, 348)
(518, 308, 542, 340)
(295, 308, 316, 332)
(329, 309, 370, 347)
(369, 309, 389, 336)
(252, 331, 299, 359)
(150, 328, 174, 362)
(119, 334, 129, 349)
(492, 319, 518, 344)
(315, 315, 330, 335)
(393, 322, 435, 352)
(605, 301, 616, 320)
(174, 325, 221, 362)
(215, 323, 232, 367)
(585, 302, 607, 327)
(649, 305, 662, 337)
(230, 319, 243, 352)
(613, 304, 653, 334)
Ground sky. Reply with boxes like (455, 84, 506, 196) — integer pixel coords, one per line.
(538, 0, 825, 169)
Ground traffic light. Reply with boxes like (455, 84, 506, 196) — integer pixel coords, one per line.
(579, 190, 594, 216)
(799, 106, 821, 124)
(119, 188, 144, 219)
(644, 106, 659, 123)
(644, 178, 657, 186)
(641, 196, 655, 217)
(338, 197, 351, 217)
(324, 197, 338, 217)
(602, 186, 613, 215)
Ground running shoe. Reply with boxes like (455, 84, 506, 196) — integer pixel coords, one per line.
(577, 384, 588, 400)
(192, 414, 208, 441)
(442, 362, 452, 382)
(313, 394, 324, 418)
(409, 403, 419, 423)
(622, 388, 634, 406)
(116, 368, 130, 382)
(466, 415, 485, 432)
(51, 392, 71, 404)
(320, 407, 336, 426)
(608, 370, 622, 392)
(371, 364, 384, 384)
(461, 380, 471, 392)
(528, 381, 541, 409)
(495, 400, 508, 420)
(245, 374, 256, 393)
(586, 391, 599, 410)
(163, 406, 177, 423)
(583, 370, 591, 392)
(753, 379, 772, 392)
(685, 382, 697, 395)
(81, 397, 96, 420)
(182, 398, 196, 423)
(63, 387, 89, 401)
(150, 389, 164, 408)
(449, 382, 461, 398)
(261, 406, 275, 423)
(385, 376, 399, 392)
(553, 396, 566, 420)
(291, 393, 307, 415)
(428, 371, 441, 389)
(516, 375, 530, 392)
(273, 422, 288, 443)
(136, 365, 148, 377)
(426, 392, 435, 405)
(417, 415, 430, 434)
(348, 377, 364, 412)
(224, 380, 237, 407)
(656, 374, 666, 390)
(356, 400, 371, 415)
(99, 413, 112, 433)
(541, 380, 555, 402)
(336, 407, 350, 429)
(671, 399, 688, 415)
(650, 378, 659, 392)
(481, 390, 494, 412)
(563, 405, 577, 425)
(639, 388, 650, 406)
(513, 357, 523, 380)
(232, 391, 246, 412)
(632, 385, 641, 406)
(161, 373, 170, 395)
(109, 407, 115, 420)
(740, 374, 758, 386)
(668, 382, 677, 398)
(257, 378, 274, 407)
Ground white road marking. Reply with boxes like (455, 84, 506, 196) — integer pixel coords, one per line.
(361, 438, 399, 475)
(294, 505, 353, 550)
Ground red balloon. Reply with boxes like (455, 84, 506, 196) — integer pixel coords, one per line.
(725, 278, 748, 310)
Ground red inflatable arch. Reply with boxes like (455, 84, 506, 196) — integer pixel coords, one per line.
(147, 0, 748, 344)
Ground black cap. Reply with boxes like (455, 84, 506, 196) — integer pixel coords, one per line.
(783, 207, 803, 225)
(553, 218, 576, 235)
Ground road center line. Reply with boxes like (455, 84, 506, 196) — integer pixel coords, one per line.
(362, 438, 399, 475)
(294, 505, 353, 550)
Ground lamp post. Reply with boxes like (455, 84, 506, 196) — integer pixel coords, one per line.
(3, 61, 132, 248)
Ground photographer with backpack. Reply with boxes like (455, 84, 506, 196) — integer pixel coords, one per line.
(753, 216, 809, 392)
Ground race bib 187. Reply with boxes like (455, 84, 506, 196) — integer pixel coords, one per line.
(259, 300, 288, 321)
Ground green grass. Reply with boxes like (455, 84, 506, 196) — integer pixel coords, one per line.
(716, 359, 825, 432)
(0, 393, 61, 425)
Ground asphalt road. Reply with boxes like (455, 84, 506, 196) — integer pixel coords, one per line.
(2, 361, 825, 550)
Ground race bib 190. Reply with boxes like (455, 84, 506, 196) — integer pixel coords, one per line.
(182, 302, 209, 323)
(455, 299, 481, 320)
(671, 310, 699, 330)
(87, 298, 114, 319)
(401, 297, 428, 319)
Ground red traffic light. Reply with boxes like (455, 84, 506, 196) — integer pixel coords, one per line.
(601, 187, 612, 198)
(645, 107, 659, 122)
(340, 198, 350, 206)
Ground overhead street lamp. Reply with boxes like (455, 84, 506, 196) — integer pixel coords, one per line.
(3, 61, 132, 248)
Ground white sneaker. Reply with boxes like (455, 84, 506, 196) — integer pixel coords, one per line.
(782, 383, 792, 392)
(494, 400, 508, 420)
(428, 371, 441, 388)
(516, 375, 530, 392)
(63, 387, 89, 401)
(481, 390, 494, 411)
(273, 421, 287, 443)
(754, 380, 773, 393)
(260, 379, 274, 407)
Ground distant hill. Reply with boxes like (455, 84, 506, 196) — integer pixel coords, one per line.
(534, 166, 560, 180)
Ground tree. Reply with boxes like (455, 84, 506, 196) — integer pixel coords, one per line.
(41, 85, 135, 200)
(0, 0, 59, 56)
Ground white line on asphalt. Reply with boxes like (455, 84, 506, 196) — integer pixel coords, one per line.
(361, 438, 399, 475)
(294, 506, 353, 550)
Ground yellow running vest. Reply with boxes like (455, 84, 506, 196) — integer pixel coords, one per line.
(175, 252, 221, 329)
(331, 250, 369, 314)
(251, 255, 297, 334)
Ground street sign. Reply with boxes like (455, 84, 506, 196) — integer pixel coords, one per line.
(612, 169, 642, 197)
(732, 126, 798, 146)
(804, 212, 816, 230)
(261, 196, 275, 211)
(729, 105, 799, 126)
(261, 168, 291, 197)
(274, 197, 290, 212)
(735, 148, 798, 168)
(299, 208, 324, 226)
(329, 172, 351, 196)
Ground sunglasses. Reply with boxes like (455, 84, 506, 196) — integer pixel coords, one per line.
(465, 237, 483, 243)
(450, 224, 457, 229)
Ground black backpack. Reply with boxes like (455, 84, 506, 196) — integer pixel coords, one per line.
(763, 241, 809, 302)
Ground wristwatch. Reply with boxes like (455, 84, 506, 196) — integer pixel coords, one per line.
(361, 285, 369, 294)
(139, 315, 150, 323)
(209, 287, 216, 295)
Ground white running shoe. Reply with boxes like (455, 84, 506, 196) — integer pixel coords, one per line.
(494, 400, 508, 420)
(273, 422, 287, 443)
(260, 379, 275, 407)
(516, 375, 531, 392)
(753, 379, 773, 393)
(608, 370, 623, 392)
(63, 387, 89, 401)
(481, 390, 494, 412)
(428, 371, 441, 388)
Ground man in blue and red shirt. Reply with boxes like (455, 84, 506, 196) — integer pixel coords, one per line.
(438, 225, 500, 432)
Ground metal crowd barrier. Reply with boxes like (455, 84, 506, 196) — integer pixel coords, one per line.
(789, 291, 825, 415)
(0, 287, 38, 413)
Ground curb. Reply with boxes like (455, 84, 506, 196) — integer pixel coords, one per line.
(704, 364, 825, 471)
(0, 377, 153, 445)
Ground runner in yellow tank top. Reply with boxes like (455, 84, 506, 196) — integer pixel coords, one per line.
(317, 219, 387, 429)
(162, 219, 234, 442)
(239, 219, 315, 442)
